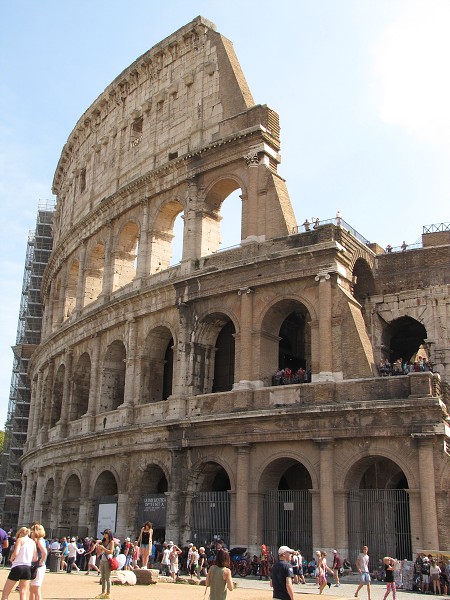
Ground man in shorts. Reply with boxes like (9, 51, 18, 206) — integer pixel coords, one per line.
(270, 545, 295, 600)
(354, 545, 371, 600)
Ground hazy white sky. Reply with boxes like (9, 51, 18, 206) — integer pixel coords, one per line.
(0, 0, 448, 427)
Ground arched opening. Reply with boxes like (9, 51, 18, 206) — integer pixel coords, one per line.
(71, 353, 91, 420)
(212, 320, 235, 393)
(382, 316, 427, 364)
(60, 474, 81, 534)
(84, 242, 105, 306)
(138, 465, 169, 542)
(347, 456, 411, 565)
(50, 364, 65, 428)
(64, 259, 79, 319)
(261, 300, 312, 384)
(194, 313, 236, 395)
(141, 327, 174, 404)
(149, 200, 183, 274)
(352, 258, 375, 303)
(94, 471, 119, 536)
(203, 179, 242, 256)
(112, 221, 139, 291)
(170, 212, 184, 265)
(41, 478, 54, 532)
(100, 341, 126, 412)
(260, 458, 313, 557)
(191, 462, 231, 547)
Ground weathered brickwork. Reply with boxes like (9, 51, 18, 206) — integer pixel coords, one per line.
(20, 17, 449, 560)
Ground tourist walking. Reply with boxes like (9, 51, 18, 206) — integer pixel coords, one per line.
(332, 549, 341, 586)
(1, 526, 37, 600)
(137, 521, 152, 569)
(95, 529, 114, 599)
(318, 551, 333, 594)
(354, 545, 371, 600)
(382, 557, 397, 600)
(29, 523, 47, 600)
(205, 548, 233, 600)
(270, 546, 295, 600)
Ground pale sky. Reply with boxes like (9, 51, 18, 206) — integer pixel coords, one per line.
(0, 0, 448, 428)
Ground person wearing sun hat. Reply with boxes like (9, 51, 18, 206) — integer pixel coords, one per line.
(270, 546, 295, 600)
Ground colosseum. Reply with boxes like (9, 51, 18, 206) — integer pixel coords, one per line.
(19, 16, 449, 563)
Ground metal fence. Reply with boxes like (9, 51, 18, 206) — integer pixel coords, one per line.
(191, 491, 230, 548)
(263, 490, 312, 558)
(348, 489, 412, 566)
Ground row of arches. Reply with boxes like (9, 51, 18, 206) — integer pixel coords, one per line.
(30, 453, 413, 564)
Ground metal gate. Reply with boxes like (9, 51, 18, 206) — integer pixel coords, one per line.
(348, 489, 412, 565)
(191, 491, 230, 547)
(263, 490, 312, 558)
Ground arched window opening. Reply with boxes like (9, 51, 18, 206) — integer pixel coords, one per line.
(100, 341, 126, 412)
(141, 327, 174, 404)
(113, 222, 139, 291)
(212, 321, 235, 393)
(94, 471, 118, 498)
(50, 364, 65, 428)
(347, 457, 411, 565)
(64, 259, 79, 319)
(71, 353, 91, 420)
(84, 242, 105, 306)
(170, 213, 184, 266)
(261, 458, 313, 557)
(352, 258, 375, 303)
(149, 200, 183, 274)
(203, 180, 242, 257)
(279, 308, 311, 374)
(382, 316, 427, 364)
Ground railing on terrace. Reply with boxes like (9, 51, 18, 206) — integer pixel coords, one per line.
(423, 222, 450, 234)
(384, 242, 422, 253)
(291, 217, 370, 245)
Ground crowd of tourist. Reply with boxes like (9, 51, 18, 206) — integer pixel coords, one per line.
(378, 356, 433, 377)
(272, 366, 312, 386)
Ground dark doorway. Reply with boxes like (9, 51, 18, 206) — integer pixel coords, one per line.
(279, 310, 308, 371)
(212, 321, 235, 392)
(385, 317, 427, 362)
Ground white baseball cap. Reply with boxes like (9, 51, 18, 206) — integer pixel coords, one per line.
(278, 545, 295, 556)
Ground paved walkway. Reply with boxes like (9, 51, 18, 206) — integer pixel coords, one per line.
(0, 569, 448, 600)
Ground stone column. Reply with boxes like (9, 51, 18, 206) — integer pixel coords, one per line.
(415, 435, 439, 550)
(32, 368, 45, 442)
(101, 222, 114, 298)
(74, 242, 87, 313)
(115, 455, 131, 538)
(314, 271, 333, 380)
(50, 467, 63, 533)
(33, 470, 46, 524)
(182, 179, 202, 261)
(18, 473, 28, 524)
(242, 152, 259, 241)
(122, 319, 138, 424)
(315, 438, 335, 548)
(59, 348, 73, 438)
(40, 359, 55, 444)
(57, 263, 68, 324)
(171, 305, 192, 397)
(235, 288, 254, 387)
(85, 334, 101, 432)
(136, 199, 149, 278)
(78, 462, 91, 535)
(231, 444, 251, 547)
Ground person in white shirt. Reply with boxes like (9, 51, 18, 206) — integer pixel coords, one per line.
(1, 527, 37, 600)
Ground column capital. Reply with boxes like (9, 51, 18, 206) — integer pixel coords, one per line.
(312, 437, 334, 448)
(315, 270, 332, 282)
(244, 151, 259, 167)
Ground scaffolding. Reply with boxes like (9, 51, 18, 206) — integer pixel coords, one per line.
(0, 202, 54, 528)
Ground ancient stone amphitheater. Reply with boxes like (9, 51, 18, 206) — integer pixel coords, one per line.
(20, 16, 449, 563)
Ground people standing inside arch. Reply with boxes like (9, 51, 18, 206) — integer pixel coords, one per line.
(137, 521, 152, 569)
(1, 526, 37, 600)
(354, 545, 371, 600)
(29, 523, 47, 600)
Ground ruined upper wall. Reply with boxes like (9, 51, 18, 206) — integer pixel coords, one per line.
(52, 16, 260, 237)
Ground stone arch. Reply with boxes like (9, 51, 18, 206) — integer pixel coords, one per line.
(84, 241, 105, 306)
(93, 470, 119, 497)
(141, 325, 175, 403)
(50, 364, 65, 428)
(100, 340, 126, 412)
(260, 298, 313, 382)
(149, 198, 184, 274)
(352, 257, 376, 302)
(41, 478, 54, 531)
(258, 455, 314, 493)
(202, 176, 246, 254)
(344, 454, 413, 563)
(60, 473, 81, 533)
(64, 258, 79, 320)
(193, 311, 237, 395)
(187, 456, 236, 493)
(139, 462, 169, 494)
(382, 315, 427, 364)
(112, 220, 140, 291)
(70, 352, 91, 420)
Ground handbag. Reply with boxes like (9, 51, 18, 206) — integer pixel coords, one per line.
(108, 556, 119, 570)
